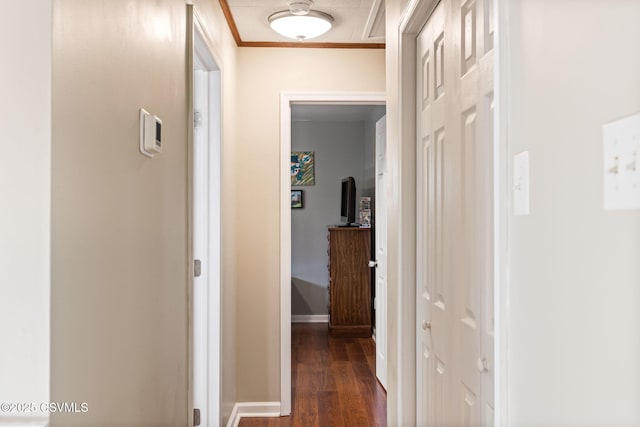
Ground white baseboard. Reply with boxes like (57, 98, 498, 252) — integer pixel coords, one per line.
(225, 402, 281, 427)
(291, 314, 328, 323)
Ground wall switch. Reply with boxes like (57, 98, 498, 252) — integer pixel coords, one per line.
(603, 113, 640, 210)
(513, 151, 530, 216)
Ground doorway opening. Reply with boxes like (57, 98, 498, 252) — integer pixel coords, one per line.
(280, 92, 386, 415)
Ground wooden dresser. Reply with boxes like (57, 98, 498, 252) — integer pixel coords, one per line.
(328, 227, 372, 337)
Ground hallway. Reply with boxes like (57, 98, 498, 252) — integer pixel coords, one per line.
(239, 323, 386, 426)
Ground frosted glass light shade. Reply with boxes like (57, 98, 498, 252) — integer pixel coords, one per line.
(268, 11, 334, 41)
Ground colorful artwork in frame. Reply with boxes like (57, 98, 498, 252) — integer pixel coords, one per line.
(291, 151, 315, 186)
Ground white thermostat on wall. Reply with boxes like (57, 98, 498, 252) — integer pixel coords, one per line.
(139, 108, 162, 158)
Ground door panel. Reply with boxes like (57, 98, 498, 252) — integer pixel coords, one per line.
(417, 3, 451, 425)
(416, 0, 494, 425)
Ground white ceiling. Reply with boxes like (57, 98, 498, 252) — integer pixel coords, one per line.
(292, 104, 386, 122)
(226, 0, 385, 44)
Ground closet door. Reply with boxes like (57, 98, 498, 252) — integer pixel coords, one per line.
(416, 0, 495, 425)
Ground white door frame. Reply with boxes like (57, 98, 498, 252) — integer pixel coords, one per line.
(279, 92, 386, 415)
(397, 0, 508, 425)
(188, 5, 223, 426)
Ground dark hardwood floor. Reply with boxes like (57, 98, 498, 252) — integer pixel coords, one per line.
(239, 323, 386, 427)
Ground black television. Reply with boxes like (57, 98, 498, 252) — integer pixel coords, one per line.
(340, 177, 357, 226)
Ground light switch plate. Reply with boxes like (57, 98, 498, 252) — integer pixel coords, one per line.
(513, 151, 530, 216)
(603, 113, 640, 210)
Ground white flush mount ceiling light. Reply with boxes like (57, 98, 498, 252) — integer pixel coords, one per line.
(269, 0, 334, 41)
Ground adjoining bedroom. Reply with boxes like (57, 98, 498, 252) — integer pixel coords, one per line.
(289, 103, 387, 425)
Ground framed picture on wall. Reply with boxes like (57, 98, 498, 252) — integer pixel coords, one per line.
(291, 190, 304, 209)
(291, 151, 315, 186)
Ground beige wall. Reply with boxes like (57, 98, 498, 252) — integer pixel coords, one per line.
(51, 1, 237, 426)
(503, 1, 640, 424)
(0, 1, 51, 423)
(234, 47, 385, 402)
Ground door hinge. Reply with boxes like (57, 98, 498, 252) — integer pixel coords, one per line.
(194, 259, 202, 278)
(194, 110, 203, 128)
(193, 408, 201, 426)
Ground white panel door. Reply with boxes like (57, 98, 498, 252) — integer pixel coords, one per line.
(416, 4, 452, 425)
(416, 0, 495, 425)
(374, 115, 387, 389)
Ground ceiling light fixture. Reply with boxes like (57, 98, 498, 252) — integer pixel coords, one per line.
(268, 0, 334, 41)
